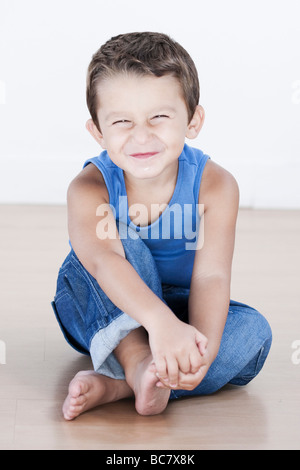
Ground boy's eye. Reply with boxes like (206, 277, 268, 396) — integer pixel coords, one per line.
(112, 119, 131, 126)
(152, 115, 169, 120)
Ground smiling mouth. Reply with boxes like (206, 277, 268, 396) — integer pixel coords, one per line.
(129, 152, 159, 159)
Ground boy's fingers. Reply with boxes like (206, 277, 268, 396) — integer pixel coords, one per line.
(199, 341, 208, 356)
(154, 357, 168, 382)
(189, 354, 202, 374)
(165, 356, 179, 387)
(176, 365, 208, 390)
(176, 371, 197, 390)
(177, 355, 191, 374)
(197, 335, 208, 355)
(189, 346, 204, 373)
(156, 381, 169, 389)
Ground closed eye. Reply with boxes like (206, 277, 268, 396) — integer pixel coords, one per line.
(152, 115, 169, 120)
(112, 119, 131, 125)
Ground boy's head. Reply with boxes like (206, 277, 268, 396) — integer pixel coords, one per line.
(86, 32, 200, 131)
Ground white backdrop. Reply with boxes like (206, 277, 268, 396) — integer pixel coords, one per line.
(0, 0, 299, 208)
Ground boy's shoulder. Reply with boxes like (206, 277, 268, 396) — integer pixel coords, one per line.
(67, 162, 109, 205)
(199, 158, 239, 207)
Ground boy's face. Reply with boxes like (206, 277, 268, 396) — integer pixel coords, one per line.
(87, 73, 203, 181)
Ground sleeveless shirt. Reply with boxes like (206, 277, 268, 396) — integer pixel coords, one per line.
(83, 143, 210, 288)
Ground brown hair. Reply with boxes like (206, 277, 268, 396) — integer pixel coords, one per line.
(86, 32, 200, 130)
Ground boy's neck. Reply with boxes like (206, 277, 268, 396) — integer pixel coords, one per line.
(124, 160, 179, 199)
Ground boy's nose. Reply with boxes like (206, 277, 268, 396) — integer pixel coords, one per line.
(130, 124, 153, 145)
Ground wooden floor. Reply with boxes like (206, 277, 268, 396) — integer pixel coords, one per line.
(0, 205, 299, 450)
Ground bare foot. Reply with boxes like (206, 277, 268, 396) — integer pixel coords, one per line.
(133, 357, 171, 416)
(62, 370, 133, 420)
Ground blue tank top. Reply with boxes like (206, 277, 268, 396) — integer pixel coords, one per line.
(83, 144, 210, 288)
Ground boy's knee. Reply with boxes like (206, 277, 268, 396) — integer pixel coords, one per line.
(233, 304, 272, 344)
(227, 309, 272, 386)
(229, 334, 272, 386)
(254, 310, 272, 346)
(243, 309, 272, 362)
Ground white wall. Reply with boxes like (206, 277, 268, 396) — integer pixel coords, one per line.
(0, 0, 299, 208)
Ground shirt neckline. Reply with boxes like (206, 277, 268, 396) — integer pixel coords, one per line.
(119, 155, 184, 231)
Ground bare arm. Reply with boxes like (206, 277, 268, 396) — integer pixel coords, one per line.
(67, 164, 171, 328)
(160, 161, 239, 390)
(67, 163, 206, 386)
(149, 161, 239, 392)
(189, 161, 239, 362)
(161, 162, 239, 391)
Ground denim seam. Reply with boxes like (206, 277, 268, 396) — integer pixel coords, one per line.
(51, 300, 89, 355)
(170, 389, 180, 399)
(54, 288, 69, 302)
(87, 309, 125, 350)
(90, 327, 112, 351)
(238, 345, 265, 380)
(68, 256, 130, 343)
(58, 264, 70, 276)
(69, 255, 109, 316)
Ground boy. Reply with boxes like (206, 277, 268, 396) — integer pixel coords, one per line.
(51, 32, 272, 419)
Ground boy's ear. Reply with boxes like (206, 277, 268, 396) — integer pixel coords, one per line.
(185, 105, 205, 140)
(86, 119, 106, 149)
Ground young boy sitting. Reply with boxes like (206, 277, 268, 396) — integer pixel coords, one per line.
(51, 32, 272, 419)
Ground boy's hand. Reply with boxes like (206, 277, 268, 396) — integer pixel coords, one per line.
(155, 348, 211, 391)
(147, 317, 208, 388)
